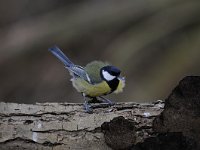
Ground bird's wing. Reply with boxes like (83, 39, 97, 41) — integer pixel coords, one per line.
(66, 65, 91, 83)
(49, 46, 91, 83)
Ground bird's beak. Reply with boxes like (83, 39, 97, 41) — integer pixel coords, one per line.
(118, 76, 125, 81)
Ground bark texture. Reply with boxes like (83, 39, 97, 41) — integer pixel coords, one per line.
(1, 76, 199, 150)
(0, 101, 164, 150)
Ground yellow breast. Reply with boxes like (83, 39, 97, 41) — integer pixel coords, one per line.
(71, 78, 111, 97)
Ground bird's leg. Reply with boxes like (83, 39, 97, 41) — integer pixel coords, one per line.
(82, 94, 93, 113)
(83, 101, 93, 113)
(88, 97, 101, 103)
(99, 96, 115, 106)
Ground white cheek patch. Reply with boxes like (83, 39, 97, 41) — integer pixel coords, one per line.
(102, 70, 115, 81)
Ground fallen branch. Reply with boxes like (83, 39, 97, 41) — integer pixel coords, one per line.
(0, 101, 164, 150)
(1, 76, 199, 150)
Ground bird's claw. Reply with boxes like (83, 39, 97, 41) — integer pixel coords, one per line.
(83, 101, 93, 113)
(99, 96, 115, 106)
(83, 97, 115, 113)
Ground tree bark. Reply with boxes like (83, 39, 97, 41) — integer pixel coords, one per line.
(0, 101, 164, 150)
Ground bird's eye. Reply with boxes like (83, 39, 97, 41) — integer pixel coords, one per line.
(101, 66, 121, 81)
(109, 66, 121, 76)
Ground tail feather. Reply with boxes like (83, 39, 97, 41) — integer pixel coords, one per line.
(49, 45, 90, 83)
(48, 46, 74, 67)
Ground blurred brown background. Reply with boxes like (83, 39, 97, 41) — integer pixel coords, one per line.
(0, 0, 200, 104)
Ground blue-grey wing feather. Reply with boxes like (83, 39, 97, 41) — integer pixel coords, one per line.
(49, 46, 90, 83)
(66, 65, 89, 82)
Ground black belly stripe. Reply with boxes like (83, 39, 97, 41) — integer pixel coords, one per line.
(107, 78, 119, 93)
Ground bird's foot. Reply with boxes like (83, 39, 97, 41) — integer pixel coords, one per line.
(99, 96, 115, 106)
(83, 101, 93, 113)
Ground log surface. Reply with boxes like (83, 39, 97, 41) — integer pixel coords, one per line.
(0, 101, 164, 150)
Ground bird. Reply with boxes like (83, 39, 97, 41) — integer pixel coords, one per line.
(49, 46, 125, 113)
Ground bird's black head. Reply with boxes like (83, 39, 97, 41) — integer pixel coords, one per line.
(100, 66, 121, 81)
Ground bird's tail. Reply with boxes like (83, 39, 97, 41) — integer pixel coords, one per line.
(48, 46, 74, 67)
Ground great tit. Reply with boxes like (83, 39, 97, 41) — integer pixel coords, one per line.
(49, 46, 125, 112)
